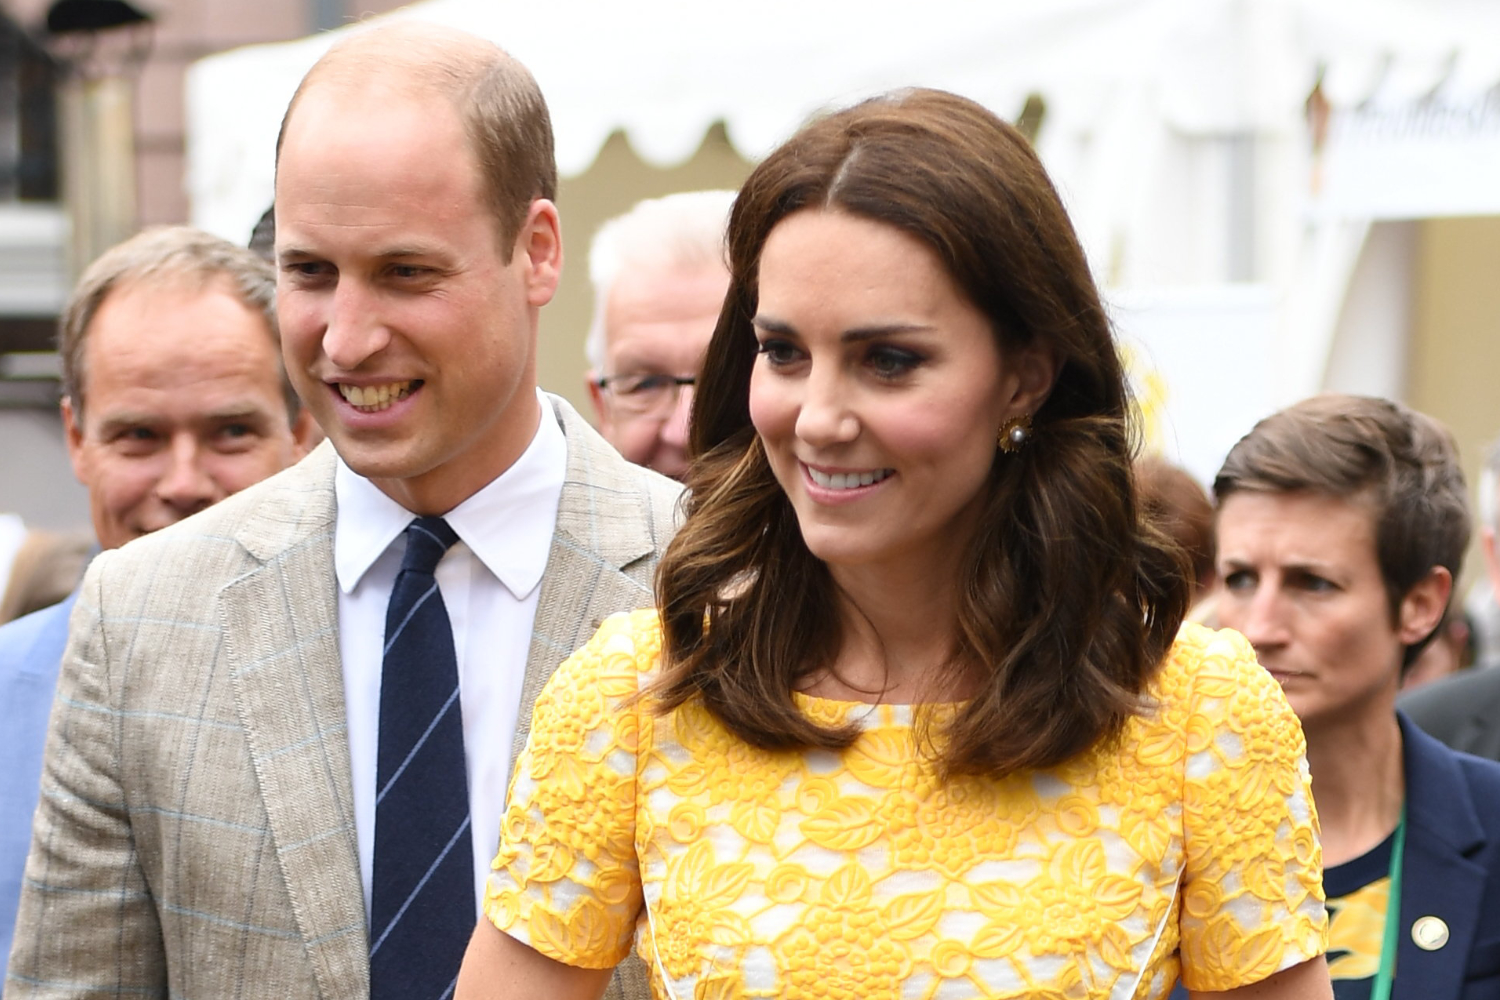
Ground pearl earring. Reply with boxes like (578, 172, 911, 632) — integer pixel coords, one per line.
(997, 414, 1032, 453)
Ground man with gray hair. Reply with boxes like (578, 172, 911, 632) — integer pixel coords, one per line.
(0, 225, 315, 963)
(585, 190, 734, 480)
(1401, 437, 1500, 760)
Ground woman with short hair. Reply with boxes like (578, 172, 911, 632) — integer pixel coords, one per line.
(457, 88, 1331, 1000)
(1212, 394, 1500, 1000)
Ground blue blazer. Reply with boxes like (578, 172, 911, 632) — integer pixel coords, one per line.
(0, 593, 75, 964)
(1167, 712, 1500, 999)
(1395, 711, 1500, 999)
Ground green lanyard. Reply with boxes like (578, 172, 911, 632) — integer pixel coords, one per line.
(1370, 806, 1407, 1000)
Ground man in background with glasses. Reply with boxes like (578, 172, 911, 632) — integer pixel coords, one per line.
(585, 191, 734, 480)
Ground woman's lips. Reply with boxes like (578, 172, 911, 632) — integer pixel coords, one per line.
(803, 464, 894, 490)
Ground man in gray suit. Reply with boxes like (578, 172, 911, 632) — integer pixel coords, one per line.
(7, 24, 674, 1000)
(1402, 437, 1500, 761)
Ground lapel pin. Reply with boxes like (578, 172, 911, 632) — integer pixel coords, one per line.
(1411, 916, 1450, 951)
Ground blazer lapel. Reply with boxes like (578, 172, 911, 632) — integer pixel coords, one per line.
(220, 445, 370, 1000)
(1394, 715, 1486, 1000)
(511, 397, 666, 766)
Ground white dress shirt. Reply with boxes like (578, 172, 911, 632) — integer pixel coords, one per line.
(334, 391, 565, 921)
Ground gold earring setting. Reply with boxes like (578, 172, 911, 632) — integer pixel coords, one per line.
(998, 414, 1032, 453)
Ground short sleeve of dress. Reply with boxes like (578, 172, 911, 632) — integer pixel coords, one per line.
(482, 609, 657, 969)
(1177, 625, 1329, 992)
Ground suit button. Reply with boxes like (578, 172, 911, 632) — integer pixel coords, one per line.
(1412, 915, 1449, 951)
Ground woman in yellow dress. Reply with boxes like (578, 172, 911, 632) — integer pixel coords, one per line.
(456, 89, 1332, 1000)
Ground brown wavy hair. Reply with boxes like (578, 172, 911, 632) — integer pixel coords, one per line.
(653, 89, 1190, 777)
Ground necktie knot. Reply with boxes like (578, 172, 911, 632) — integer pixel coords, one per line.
(401, 516, 458, 576)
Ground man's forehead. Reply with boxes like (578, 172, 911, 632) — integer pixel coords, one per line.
(606, 262, 729, 344)
(282, 78, 455, 151)
(88, 279, 272, 361)
(94, 275, 255, 330)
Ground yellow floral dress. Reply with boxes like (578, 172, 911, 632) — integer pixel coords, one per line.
(484, 610, 1327, 1000)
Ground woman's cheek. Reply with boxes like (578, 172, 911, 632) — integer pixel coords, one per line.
(747, 368, 795, 441)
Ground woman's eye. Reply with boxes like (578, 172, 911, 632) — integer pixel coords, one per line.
(756, 339, 801, 366)
(867, 346, 922, 378)
(1222, 570, 1255, 593)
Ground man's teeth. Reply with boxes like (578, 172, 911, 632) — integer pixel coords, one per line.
(338, 381, 416, 411)
(807, 467, 893, 490)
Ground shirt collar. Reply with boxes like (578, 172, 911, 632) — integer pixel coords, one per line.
(333, 389, 567, 600)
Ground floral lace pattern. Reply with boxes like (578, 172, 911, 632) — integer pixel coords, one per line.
(485, 611, 1327, 999)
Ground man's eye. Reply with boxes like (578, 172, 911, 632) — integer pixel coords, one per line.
(391, 264, 426, 279)
(110, 427, 159, 453)
(620, 374, 674, 395)
(282, 261, 333, 284)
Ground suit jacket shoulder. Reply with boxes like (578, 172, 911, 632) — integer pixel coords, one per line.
(1398, 668, 1500, 763)
(548, 393, 682, 563)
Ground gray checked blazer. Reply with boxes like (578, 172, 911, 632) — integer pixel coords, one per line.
(6, 395, 678, 1000)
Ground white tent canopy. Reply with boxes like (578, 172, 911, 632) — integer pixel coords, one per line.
(187, 0, 1500, 251)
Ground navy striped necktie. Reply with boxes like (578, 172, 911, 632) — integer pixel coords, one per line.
(370, 516, 473, 1000)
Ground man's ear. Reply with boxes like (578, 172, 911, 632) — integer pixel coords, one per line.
(1397, 565, 1453, 646)
(518, 198, 562, 308)
(61, 395, 88, 485)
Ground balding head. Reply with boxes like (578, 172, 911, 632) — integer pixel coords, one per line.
(276, 23, 556, 255)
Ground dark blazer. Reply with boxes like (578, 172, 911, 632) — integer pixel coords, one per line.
(1399, 668, 1500, 763)
(1169, 713, 1500, 999)
(1394, 712, 1500, 999)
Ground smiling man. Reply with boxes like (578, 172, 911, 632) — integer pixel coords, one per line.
(7, 25, 674, 1000)
(0, 225, 314, 966)
(1211, 394, 1500, 1000)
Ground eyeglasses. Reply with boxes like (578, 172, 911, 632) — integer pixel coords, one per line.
(595, 373, 695, 416)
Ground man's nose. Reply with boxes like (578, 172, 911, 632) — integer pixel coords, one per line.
(322, 280, 390, 370)
(660, 384, 693, 449)
(153, 436, 222, 515)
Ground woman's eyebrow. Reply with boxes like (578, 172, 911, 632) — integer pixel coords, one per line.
(752, 314, 934, 342)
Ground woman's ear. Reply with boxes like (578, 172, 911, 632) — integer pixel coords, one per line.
(1397, 565, 1453, 646)
(1007, 343, 1061, 417)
